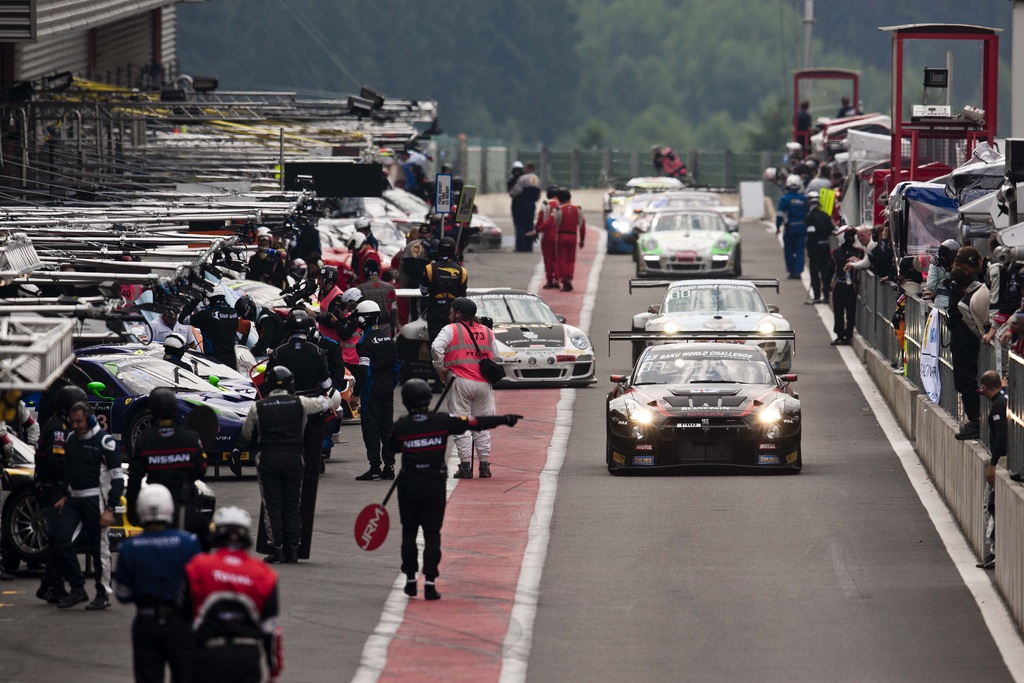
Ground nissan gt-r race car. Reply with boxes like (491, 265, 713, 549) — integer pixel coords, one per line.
(633, 209, 741, 278)
(627, 279, 794, 371)
(397, 288, 596, 386)
(604, 340, 800, 475)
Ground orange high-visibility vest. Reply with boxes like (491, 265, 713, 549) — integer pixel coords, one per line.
(442, 322, 495, 383)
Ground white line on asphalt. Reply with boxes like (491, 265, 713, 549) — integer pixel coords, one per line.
(351, 252, 550, 683)
(786, 230, 1024, 679)
(499, 228, 607, 682)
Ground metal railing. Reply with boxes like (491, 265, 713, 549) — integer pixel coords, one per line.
(856, 271, 1020, 472)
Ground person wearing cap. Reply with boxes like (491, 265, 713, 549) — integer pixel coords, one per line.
(354, 215, 379, 252)
(391, 379, 521, 600)
(509, 161, 542, 252)
(235, 295, 285, 358)
(247, 227, 287, 286)
(354, 300, 401, 481)
(150, 308, 197, 346)
(431, 297, 499, 478)
(829, 226, 863, 345)
(115, 484, 203, 683)
(804, 191, 833, 304)
(127, 387, 208, 542)
(184, 506, 283, 682)
(357, 259, 399, 338)
(178, 292, 240, 371)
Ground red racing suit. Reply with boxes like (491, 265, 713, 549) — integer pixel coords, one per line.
(185, 547, 283, 679)
(536, 198, 560, 283)
(551, 202, 586, 283)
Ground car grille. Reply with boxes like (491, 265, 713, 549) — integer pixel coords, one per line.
(571, 362, 593, 377)
(518, 368, 562, 379)
(676, 441, 738, 463)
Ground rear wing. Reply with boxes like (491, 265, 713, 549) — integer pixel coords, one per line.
(628, 278, 780, 295)
(395, 287, 531, 298)
(607, 329, 796, 356)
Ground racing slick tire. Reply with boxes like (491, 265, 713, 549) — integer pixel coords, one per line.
(125, 409, 154, 455)
(733, 246, 743, 277)
(1, 488, 48, 570)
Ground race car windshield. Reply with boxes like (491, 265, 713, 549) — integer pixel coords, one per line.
(663, 286, 767, 314)
(105, 359, 219, 394)
(474, 295, 560, 325)
(635, 356, 774, 385)
(651, 213, 726, 233)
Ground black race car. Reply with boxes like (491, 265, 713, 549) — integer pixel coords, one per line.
(605, 341, 800, 474)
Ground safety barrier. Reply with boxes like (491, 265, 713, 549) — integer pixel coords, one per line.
(853, 270, 1024, 631)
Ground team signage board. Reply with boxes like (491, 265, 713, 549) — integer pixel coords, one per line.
(455, 185, 477, 223)
(436, 173, 453, 214)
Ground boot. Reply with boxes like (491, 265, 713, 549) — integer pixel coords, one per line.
(478, 461, 492, 478)
(284, 544, 300, 564)
(85, 590, 110, 611)
(37, 584, 65, 604)
(561, 279, 573, 292)
(381, 465, 395, 480)
(356, 467, 382, 481)
(264, 545, 284, 564)
(955, 420, 980, 441)
(453, 462, 473, 479)
(404, 577, 417, 597)
(542, 280, 559, 290)
(424, 582, 441, 601)
(57, 587, 89, 609)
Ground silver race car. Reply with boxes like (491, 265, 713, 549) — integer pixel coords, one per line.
(632, 209, 741, 278)
(627, 279, 793, 372)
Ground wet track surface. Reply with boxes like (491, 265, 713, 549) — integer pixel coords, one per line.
(1, 215, 1017, 682)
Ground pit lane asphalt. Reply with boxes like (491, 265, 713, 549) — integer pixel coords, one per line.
(0, 216, 1016, 682)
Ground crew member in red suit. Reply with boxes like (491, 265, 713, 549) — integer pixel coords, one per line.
(348, 233, 382, 287)
(184, 506, 282, 683)
(530, 186, 561, 289)
(550, 189, 586, 292)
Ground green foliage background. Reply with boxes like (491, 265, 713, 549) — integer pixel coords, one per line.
(177, 0, 1013, 152)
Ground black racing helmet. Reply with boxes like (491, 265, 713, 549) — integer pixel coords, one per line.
(318, 265, 340, 288)
(557, 188, 572, 202)
(545, 185, 560, 199)
(235, 295, 257, 321)
(438, 236, 456, 259)
(264, 366, 295, 394)
(401, 379, 433, 411)
(149, 387, 178, 422)
(936, 239, 961, 269)
(363, 258, 381, 277)
(55, 384, 88, 418)
(451, 297, 477, 319)
(285, 308, 313, 334)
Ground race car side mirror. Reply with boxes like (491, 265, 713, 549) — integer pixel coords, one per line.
(610, 374, 626, 384)
(86, 381, 112, 400)
(780, 373, 797, 382)
(648, 305, 661, 314)
(767, 304, 780, 314)
(208, 375, 221, 388)
(555, 314, 566, 323)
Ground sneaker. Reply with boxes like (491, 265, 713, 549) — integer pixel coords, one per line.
(424, 583, 441, 601)
(264, 546, 284, 564)
(381, 465, 395, 480)
(560, 281, 574, 292)
(284, 544, 300, 564)
(478, 461, 492, 478)
(804, 299, 817, 306)
(955, 420, 980, 441)
(453, 463, 473, 479)
(57, 587, 89, 610)
(404, 579, 417, 597)
(85, 592, 110, 611)
(977, 554, 996, 569)
(356, 468, 382, 481)
(0, 570, 13, 581)
(542, 281, 559, 290)
(830, 338, 844, 346)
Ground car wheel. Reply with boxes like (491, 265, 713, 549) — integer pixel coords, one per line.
(734, 246, 743, 277)
(2, 488, 49, 568)
(126, 410, 154, 453)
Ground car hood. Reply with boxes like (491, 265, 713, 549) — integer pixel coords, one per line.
(650, 312, 778, 330)
(494, 323, 565, 349)
(646, 232, 722, 251)
(631, 385, 779, 411)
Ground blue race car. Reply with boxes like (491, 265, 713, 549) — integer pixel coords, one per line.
(56, 352, 253, 467)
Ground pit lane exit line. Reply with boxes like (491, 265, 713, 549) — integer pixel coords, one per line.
(777, 224, 1024, 679)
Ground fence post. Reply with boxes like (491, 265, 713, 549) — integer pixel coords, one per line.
(458, 135, 468, 178)
(480, 146, 489, 194)
(570, 148, 581, 189)
(540, 146, 550, 188)
(724, 149, 735, 189)
(688, 150, 699, 186)
(601, 148, 611, 186)
(630, 150, 639, 178)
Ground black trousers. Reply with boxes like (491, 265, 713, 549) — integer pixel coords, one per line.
(513, 207, 536, 252)
(426, 306, 449, 345)
(258, 451, 303, 547)
(398, 476, 446, 580)
(56, 495, 103, 592)
(192, 645, 262, 683)
(832, 283, 857, 339)
(951, 324, 981, 421)
(807, 242, 832, 299)
(40, 506, 64, 591)
(361, 377, 395, 468)
(132, 612, 193, 683)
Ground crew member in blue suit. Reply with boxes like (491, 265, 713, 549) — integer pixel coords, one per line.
(776, 174, 809, 279)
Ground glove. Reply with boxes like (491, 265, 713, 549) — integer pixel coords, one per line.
(228, 449, 243, 476)
(504, 414, 524, 427)
(579, 240, 585, 250)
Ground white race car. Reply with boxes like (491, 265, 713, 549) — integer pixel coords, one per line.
(628, 279, 793, 372)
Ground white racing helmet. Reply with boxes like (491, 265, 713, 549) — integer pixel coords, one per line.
(341, 287, 363, 305)
(164, 332, 187, 353)
(348, 232, 366, 250)
(784, 174, 802, 191)
(354, 216, 371, 231)
(137, 484, 175, 525)
(213, 505, 252, 531)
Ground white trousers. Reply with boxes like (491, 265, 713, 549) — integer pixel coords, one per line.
(448, 375, 495, 462)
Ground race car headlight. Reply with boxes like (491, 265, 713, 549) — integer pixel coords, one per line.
(759, 405, 783, 424)
(757, 320, 777, 334)
(715, 238, 731, 251)
(610, 218, 630, 233)
(569, 330, 590, 349)
(763, 424, 782, 440)
(662, 321, 679, 334)
(625, 399, 653, 425)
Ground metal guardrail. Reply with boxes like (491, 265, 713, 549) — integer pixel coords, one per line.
(856, 271, 1021, 472)
(0, 317, 76, 391)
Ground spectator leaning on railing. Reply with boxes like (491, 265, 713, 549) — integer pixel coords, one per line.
(949, 246, 989, 441)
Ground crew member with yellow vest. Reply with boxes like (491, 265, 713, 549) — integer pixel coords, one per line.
(421, 237, 468, 344)
(430, 297, 498, 478)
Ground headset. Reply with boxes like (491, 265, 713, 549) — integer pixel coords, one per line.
(70, 401, 97, 428)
